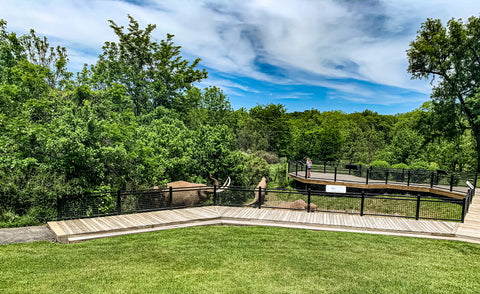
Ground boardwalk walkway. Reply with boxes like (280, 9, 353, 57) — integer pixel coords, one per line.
(288, 172, 468, 198)
(48, 203, 479, 244)
(46, 172, 480, 244)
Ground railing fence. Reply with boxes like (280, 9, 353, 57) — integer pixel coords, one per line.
(288, 161, 477, 194)
(57, 185, 474, 223)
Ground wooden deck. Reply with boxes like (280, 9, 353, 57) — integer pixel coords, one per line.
(455, 189, 480, 241)
(288, 172, 468, 199)
(47, 171, 480, 244)
(48, 205, 467, 244)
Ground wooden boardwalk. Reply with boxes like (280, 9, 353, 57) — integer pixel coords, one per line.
(47, 171, 480, 244)
(455, 189, 480, 241)
(48, 205, 467, 244)
(288, 172, 468, 199)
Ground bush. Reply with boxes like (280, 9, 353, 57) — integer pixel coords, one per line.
(369, 160, 390, 180)
(390, 163, 409, 182)
(255, 151, 280, 164)
(391, 163, 409, 170)
(369, 160, 391, 169)
(269, 158, 289, 188)
(408, 160, 435, 183)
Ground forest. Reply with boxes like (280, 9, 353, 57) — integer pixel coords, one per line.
(0, 16, 479, 226)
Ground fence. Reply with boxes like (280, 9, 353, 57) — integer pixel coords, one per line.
(57, 185, 474, 223)
(288, 161, 477, 194)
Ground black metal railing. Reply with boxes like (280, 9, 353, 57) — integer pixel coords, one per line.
(288, 161, 477, 194)
(56, 185, 475, 223)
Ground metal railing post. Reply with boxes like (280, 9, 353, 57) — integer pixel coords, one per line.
(462, 196, 467, 223)
(324, 161, 326, 173)
(116, 190, 122, 215)
(257, 186, 262, 209)
(213, 185, 217, 205)
(295, 163, 298, 176)
(407, 170, 411, 186)
(56, 196, 62, 220)
(450, 174, 454, 192)
(360, 192, 365, 216)
(169, 186, 173, 207)
(385, 169, 389, 185)
(474, 173, 478, 189)
(307, 188, 311, 212)
(416, 195, 421, 220)
(334, 166, 337, 182)
(366, 169, 369, 185)
(430, 172, 434, 188)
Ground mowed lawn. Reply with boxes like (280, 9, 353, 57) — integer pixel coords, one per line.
(1, 226, 480, 293)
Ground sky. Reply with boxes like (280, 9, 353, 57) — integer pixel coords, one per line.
(2, 0, 480, 114)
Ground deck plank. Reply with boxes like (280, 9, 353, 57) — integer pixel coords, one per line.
(48, 205, 476, 244)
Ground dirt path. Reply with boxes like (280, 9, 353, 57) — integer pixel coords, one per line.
(0, 226, 55, 245)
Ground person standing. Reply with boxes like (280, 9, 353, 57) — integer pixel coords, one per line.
(306, 157, 312, 178)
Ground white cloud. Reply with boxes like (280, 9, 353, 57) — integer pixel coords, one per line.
(2, 0, 480, 106)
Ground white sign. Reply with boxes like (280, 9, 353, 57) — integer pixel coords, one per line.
(467, 181, 474, 189)
(326, 185, 347, 193)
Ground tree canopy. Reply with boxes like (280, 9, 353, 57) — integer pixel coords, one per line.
(407, 16, 480, 171)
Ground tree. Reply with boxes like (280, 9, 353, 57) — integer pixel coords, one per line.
(407, 16, 480, 171)
(89, 15, 208, 115)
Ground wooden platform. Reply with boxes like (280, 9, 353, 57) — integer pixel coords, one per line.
(455, 189, 480, 241)
(288, 172, 468, 199)
(48, 206, 466, 244)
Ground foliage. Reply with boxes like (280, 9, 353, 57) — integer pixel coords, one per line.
(391, 163, 409, 170)
(407, 16, 480, 171)
(88, 15, 208, 115)
(369, 160, 391, 169)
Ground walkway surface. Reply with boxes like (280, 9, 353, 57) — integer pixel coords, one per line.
(3, 182, 480, 245)
(0, 226, 55, 245)
(288, 171, 469, 198)
(45, 205, 476, 244)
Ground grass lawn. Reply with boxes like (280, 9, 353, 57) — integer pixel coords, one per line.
(1, 226, 480, 293)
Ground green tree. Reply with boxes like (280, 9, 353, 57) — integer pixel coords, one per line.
(407, 16, 480, 171)
(89, 15, 207, 115)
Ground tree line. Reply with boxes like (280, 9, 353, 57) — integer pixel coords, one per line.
(0, 16, 479, 226)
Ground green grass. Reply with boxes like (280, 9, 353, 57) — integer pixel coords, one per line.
(2, 226, 480, 293)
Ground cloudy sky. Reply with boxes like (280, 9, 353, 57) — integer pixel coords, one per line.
(3, 0, 480, 114)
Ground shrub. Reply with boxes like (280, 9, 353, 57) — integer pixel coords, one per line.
(255, 151, 280, 164)
(369, 160, 391, 169)
(369, 161, 390, 180)
(391, 163, 409, 170)
(390, 163, 409, 182)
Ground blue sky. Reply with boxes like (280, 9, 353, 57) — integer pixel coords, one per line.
(3, 0, 480, 114)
